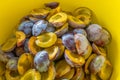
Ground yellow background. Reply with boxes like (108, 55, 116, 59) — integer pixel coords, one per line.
(0, 0, 120, 79)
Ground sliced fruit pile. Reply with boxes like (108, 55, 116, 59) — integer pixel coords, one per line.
(0, 2, 112, 80)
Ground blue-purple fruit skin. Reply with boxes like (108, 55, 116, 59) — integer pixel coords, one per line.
(46, 23, 55, 32)
(32, 20, 48, 36)
(18, 21, 34, 37)
(6, 57, 18, 71)
(24, 39, 29, 52)
(86, 24, 103, 42)
(62, 33, 76, 52)
(73, 28, 87, 37)
(94, 28, 111, 46)
(86, 24, 111, 46)
(34, 51, 50, 72)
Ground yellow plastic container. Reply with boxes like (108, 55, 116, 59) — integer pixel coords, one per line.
(0, 0, 120, 79)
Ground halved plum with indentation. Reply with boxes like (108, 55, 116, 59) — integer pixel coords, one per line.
(5, 70, 20, 80)
(68, 15, 86, 28)
(85, 54, 97, 74)
(55, 59, 71, 78)
(35, 32, 57, 48)
(60, 68, 75, 80)
(54, 38, 65, 60)
(55, 23, 68, 37)
(64, 49, 85, 67)
(20, 69, 41, 80)
(28, 36, 41, 55)
(17, 53, 34, 75)
(49, 12, 67, 28)
(1, 38, 17, 52)
(16, 31, 26, 47)
(30, 8, 50, 19)
(71, 67, 84, 80)
(92, 43, 106, 56)
(45, 46, 60, 61)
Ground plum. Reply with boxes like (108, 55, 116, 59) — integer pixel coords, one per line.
(74, 7, 92, 16)
(28, 36, 41, 55)
(62, 33, 76, 52)
(30, 8, 50, 19)
(24, 39, 29, 52)
(49, 12, 67, 28)
(20, 69, 41, 80)
(32, 20, 48, 36)
(86, 24, 103, 42)
(34, 51, 50, 72)
(1, 38, 17, 52)
(16, 31, 26, 47)
(94, 28, 111, 46)
(46, 23, 55, 32)
(55, 23, 68, 37)
(35, 32, 57, 48)
(68, 15, 86, 28)
(17, 53, 34, 75)
(6, 57, 18, 71)
(55, 59, 71, 78)
(45, 46, 60, 61)
(18, 21, 34, 37)
(0, 52, 15, 63)
(89, 55, 106, 74)
(73, 28, 87, 37)
(41, 62, 56, 80)
(5, 70, 20, 80)
(45, 2, 59, 9)
(64, 49, 85, 67)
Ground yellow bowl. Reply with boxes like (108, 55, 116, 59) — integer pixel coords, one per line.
(0, 0, 120, 80)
